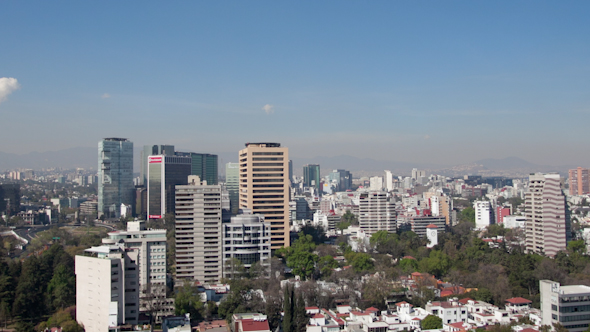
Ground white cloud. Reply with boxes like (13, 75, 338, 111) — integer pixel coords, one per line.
(424, 135, 431, 140)
(0, 77, 21, 104)
(262, 104, 274, 114)
(101, 93, 111, 99)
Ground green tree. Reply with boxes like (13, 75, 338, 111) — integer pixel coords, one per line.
(318, 255, 339, 278)
(341, 210, 358, 226)
(349, 253, 374, 273)
(421, 315, 443, 329)
(47, 264, 76, 310)
(278, 232, 319, 280)
(283, 286, 293, 332)
(293, 292, 308, 332)
(459, 207, 475, 224)
(174, 281, 204, 320)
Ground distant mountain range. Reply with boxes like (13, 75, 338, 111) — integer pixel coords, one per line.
(0, 148, 576, 177)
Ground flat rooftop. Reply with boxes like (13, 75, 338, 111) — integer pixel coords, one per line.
(560, 285, 590, 295)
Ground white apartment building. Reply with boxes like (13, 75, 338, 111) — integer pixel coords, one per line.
(370, 176, 383, 191)
(176, 177, 223, 283)
(101, 220, 173, 321)
(76, 245, 140, 332)
(540, 280, 590, 332)
(384, 171, 394, 192)
(223, 213, 271, 279)
(359, 191, 396, 235)
(425, 301, 468, 325)
(474, 200, 493, 229)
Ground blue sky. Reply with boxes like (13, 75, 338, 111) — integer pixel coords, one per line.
(1, 1, 589, 165)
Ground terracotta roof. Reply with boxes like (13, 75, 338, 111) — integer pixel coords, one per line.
(351, 311, 371, 316)
(520, 328, 539, 332)
(306, 307, 319, 310)
(365, 307, 379, 312)
(449, 322, 465, 328)
(426, 224, 438, 229)
(402, 256, 416, 260)
(312, 314, 325, 319)
(240, 319, 270, 332)
(505, 297, 532, 304)
(440, 290, 454, 297)
(396, 301, 413, 307)
(412, 317, 421, 321)
(458, 298, 473, 304)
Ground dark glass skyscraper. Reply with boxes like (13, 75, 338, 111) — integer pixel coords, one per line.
(147, 155, 191, 219)
(98, 138, 134, 218)
(303, 164, 321, 193)
(175, 152, 218, 185)
(140, 145, 175, 186)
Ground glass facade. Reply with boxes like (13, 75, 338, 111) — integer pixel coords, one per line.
(225, 162, 239, 215)
(147, 155, 191, 218)
(98, 138, 134, 218)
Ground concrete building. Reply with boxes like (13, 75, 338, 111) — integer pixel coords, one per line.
(358, 192, 396, 235)
(569, 167, 589, 196)
(147, 155, 192, 219)
(525, 173, 570, 257)
(408, 216, 446, 238)
(226, 162, 240, 215)
(76, 245, 140, 331)
(303, 164, 321, 194)
(101, 221, 173, 321)
(474, 200, 493, 229)
(175, 177, 223, 283)
(384, 171, 394, 192)
(540, 280, 590, 332)
(98, 138, 134, 219)
(222, 213, 271, 279)
(239, 143, 290, 249)
(369, 176, 383, 191)
(140, 145, 175, 186)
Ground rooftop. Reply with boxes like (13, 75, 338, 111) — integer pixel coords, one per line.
(505, 297, 532, 304)
(559, 285, 590, 295)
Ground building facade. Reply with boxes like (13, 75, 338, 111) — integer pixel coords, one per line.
(525, 173, 570, 257)
(540, 280, 590, 332)
(176, 152, 219, 185)
(358, 191, 396, 235)
(303, 164, 321, 194)
(175, 178, 223, 283)
(76, 245, 140, 331)
(328, 169, 353, 192)
(474, 200, 493, 229)
(222, 214, 271, 279)
(98, 138, 134, 219)
(147, 155, 192, 219)
(226, 162, 240, 215)
(239, 143, 290, 249)
(569, 167, 589, 196)
(140, 145, 175, 186)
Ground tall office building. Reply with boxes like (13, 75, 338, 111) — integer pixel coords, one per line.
(303, 164, 321, 193)
(176, 152, 219, 185)
(140, 145, 175, 186)
(328, 169, 352, 192)
(225, 162, 240, 215)
(358, 191, 396, 235)
(569, 167, 589, 196)
(239, 143, 290, 249)
(175, 177, 223, 283)
(525, 173, 570, 257)
(76, 245, 140, 331)
(98, 138, 134, 219)
(147, 155, 192, 219)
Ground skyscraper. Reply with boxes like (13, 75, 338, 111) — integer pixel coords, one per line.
(328, 169, 352, 192)
(147, 155, 191, 219)
(239, 143, 290, 249)
(569, 167, 589, 196)
(98, 138, 134, 218)
(175, 152, 218, 185)
(303, 164, 321, 194)
(225, 162, 240, 215)
(358, 191, 396, 235)
(175, 177, 223, 283)
(525, 173, 570, 257)
(140, 145, 175, 186)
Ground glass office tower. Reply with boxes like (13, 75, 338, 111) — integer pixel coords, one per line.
(98, 138, 134, 218)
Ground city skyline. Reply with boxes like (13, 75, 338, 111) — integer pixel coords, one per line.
(1, 2, 590, 166)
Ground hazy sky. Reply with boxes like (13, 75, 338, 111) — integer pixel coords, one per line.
(1, 1, 589, 166)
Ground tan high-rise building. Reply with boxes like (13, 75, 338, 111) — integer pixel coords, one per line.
(525, 173, 570, 257)
(568, 167, 589, 196)
(239, 143, 290, 249)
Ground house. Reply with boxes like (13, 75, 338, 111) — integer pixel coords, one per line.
(425, 301, 468, 325)
(505, 298, 532, 313)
